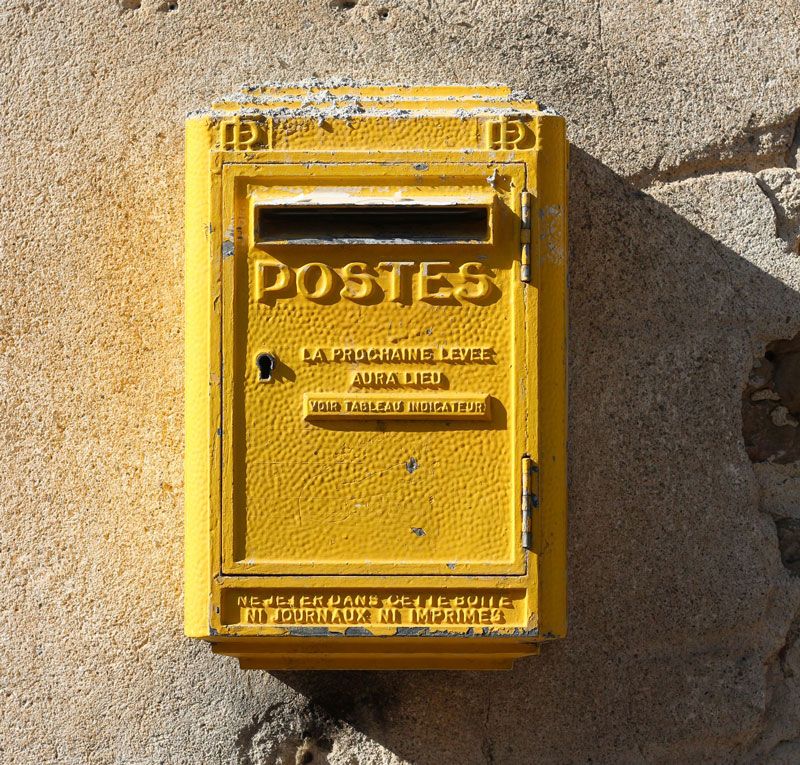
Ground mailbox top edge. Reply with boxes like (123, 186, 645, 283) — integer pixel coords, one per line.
(187, 82, 560, 121)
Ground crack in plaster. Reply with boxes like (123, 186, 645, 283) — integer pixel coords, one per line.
(628, 108, 800, 188)
(594, 0, 617, 119)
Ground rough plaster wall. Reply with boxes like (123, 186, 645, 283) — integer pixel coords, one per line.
(1, 0, 800, 763)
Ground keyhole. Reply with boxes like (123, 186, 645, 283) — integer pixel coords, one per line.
(256, 353, 275, 381)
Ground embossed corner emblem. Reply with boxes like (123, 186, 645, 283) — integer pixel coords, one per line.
(485, 118, 533, 150)
(218, 117, 273, 151)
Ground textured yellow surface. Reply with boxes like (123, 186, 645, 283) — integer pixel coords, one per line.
(184, 117, 214, 637)
(185, 84, 567, 668)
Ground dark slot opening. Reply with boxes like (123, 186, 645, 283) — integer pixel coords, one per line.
(256, 205, 489, 243)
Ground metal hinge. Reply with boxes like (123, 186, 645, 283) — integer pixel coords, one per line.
(520, 191, 532, 283)
(521, 455, 538, 550)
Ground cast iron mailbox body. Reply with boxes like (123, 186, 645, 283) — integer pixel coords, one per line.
(185, 84, 568, 669)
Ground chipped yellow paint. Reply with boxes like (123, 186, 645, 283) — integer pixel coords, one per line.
(185, 84, 568, 670)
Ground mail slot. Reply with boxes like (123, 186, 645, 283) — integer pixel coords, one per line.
(184, 84, 568, 669)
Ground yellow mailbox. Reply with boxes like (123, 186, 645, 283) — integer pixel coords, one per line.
(185, 84, 568, 669)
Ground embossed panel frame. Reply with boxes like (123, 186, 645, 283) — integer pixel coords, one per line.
(219, 162, 532, 577)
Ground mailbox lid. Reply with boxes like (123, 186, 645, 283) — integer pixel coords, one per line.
(220, 161, 532, 576)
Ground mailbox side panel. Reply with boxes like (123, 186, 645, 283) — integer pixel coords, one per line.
(184, 117, 214, 637)
(534, 115, 569, 638)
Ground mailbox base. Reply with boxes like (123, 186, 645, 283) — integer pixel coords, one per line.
(209, 637, 539, 671)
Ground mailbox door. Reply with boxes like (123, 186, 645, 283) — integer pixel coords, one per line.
(220, 162, 531, 576)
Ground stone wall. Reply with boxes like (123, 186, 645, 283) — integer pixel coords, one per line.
(2, 1, 799, 762)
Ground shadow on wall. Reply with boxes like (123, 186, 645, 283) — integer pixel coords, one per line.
(234, 147, 800, 765)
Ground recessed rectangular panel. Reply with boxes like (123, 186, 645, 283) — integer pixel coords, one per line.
(221, 162, 529, 576)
